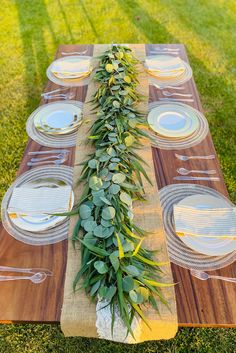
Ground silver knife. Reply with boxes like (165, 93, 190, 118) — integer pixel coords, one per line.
(174, 176, 220, 181)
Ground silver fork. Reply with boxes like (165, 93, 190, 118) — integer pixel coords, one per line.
(149, 51, 179, 55)
(27, 157, 66, 167)
(190, 269, 236, 283)
(150, 47, 180, 52)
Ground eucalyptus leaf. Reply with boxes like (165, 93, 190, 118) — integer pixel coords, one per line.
(93, 225, 106, 238)
(89, 176, 103, 191)
(94, 261, 109, 274)
(109, 252, 119, 272)
(109, 184, 120, 194)
(88, 159, 98, 169)
(79, 204, 92, 219)
(112, 173, 126, 184)
(120, 191, 132, 206)
(122, 276, 134, 292)
(102, 206, 116, 220)
(124, 265, 141, 277)
(83, 220, 97, 232)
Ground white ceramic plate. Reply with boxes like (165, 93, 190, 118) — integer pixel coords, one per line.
(11, 178, 74, 232)
(47, 56, 92, 87)
(177, 194, 236, 256)
(146, 55, 192, 88)
(34, 102, 82, 135)
(148, 103, 199, 138)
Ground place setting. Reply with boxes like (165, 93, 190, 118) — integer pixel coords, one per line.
(147, 101, 209, 150)
(144, 54, 193, 90)
(1, 165, 74, 245)
(159, 183, 236, 271)
(26, 100, 83, 148)
(46, 53, 93, 87)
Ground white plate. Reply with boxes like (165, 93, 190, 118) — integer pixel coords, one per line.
(11, 178, 74, 232)
(148, 103, 199, 138)
(177, 194, 236, 256)
(146, 55, 192, 88)
(47, 56, 92, 87)
(34, 102, 82, 135)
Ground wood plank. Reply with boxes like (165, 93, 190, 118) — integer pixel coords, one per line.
(146, 44, 236, 327)
(0, 44, 93, 322)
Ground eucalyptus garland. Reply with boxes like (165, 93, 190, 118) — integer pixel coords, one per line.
(73, 45, 169, 336)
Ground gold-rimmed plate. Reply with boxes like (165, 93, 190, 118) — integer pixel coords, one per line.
(34, 102, 82, 135)
(10, 177, 74, 233)
(148, 103, 199, 138)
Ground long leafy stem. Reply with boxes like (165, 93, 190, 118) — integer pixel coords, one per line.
(73, 45, 168, 337)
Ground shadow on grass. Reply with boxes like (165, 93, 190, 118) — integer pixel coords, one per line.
(117, 0, 236, 198)
(15, 0, 57, 110)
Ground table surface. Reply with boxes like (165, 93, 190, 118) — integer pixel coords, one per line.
(0, 44, 235, 327)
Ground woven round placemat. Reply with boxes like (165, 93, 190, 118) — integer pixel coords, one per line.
(46, 56, 92, 87)
(1, 165, 73, 246)
(148, 102, 209, 150)
(159, 183, 236, 270)
(26, 100, 83, 148)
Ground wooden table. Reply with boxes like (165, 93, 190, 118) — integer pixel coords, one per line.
(0, 44, 235, 327)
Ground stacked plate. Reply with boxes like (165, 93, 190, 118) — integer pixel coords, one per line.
(175, 194, 236, 256)
(148, 102, 200, 139)
(33, 101, 83, 136)
(145, 55, 192, 87)
(47, 55, 93, 87)
(1, 166, 74, 245)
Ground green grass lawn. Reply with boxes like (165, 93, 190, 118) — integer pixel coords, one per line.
(0, 0, 236, 352)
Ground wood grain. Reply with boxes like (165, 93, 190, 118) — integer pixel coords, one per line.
(0, 44, 93, 322)
(0, 44, 235, 327)
(146, 44, 236, 327)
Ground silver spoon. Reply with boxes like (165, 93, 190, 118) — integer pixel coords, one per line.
(0, 272, 47, 284)
(162, 91, 192, 97)
(175, 153, 215, 161)
(190, 269, 236, 283)
(177, 167, 216, 175)
(30, 153, 66, 162)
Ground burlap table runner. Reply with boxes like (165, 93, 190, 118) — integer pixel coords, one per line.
(61, 44, 177, 341)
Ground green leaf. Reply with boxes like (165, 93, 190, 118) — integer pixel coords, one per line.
(90, 280, 101, 296)
(109, 252, 119, 272)
(79, 239, 109, 257)
(79, 204, 92, 219)
(101, 206, 116, 220)
(105, 285, 117, 300)
(129, 289, 138, 303)
(109, 184, 120, 194)
(83, 220, 97, 232)
(113, 100, 120, 108)
(88, 159, 98, 169)
(124, 265, 141, 277)
(112, 173, 126, 184)
(94, 261, 109, 274)
(122, 276, 134, 292)
(120, 191, 132, 206)
(93, 225, 106, 238)
(100, 196, 111, 205)
(89, 175, 103, 191)
(101, 219, 112, 228)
